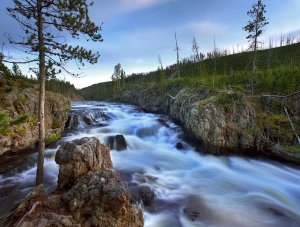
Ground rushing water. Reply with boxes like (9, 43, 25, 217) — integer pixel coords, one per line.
(1, 101, 300, 226)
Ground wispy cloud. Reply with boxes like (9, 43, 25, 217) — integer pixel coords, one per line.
(120, 0, 175, 11)
(94, 0, 176, 20)
(181, 21, 229, 37)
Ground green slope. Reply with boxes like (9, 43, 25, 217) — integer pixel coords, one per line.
(80, 43, 300, 100)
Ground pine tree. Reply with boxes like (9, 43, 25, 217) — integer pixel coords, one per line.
(6, 0, 102, 187)
(12, 63, 23, 78)
(243, 0, 269, 94)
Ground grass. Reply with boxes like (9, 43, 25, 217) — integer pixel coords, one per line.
(284, 144, 300, 154)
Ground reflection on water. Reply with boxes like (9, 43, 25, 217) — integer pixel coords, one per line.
(0, 101, 300, 226)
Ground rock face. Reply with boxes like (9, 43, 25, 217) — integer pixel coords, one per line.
(0, 87, 70, 155)
(6, 137, 144, 227)
(120, 87, 300, 162)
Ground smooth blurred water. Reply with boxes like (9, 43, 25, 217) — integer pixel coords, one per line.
(1, 101, 300, 226)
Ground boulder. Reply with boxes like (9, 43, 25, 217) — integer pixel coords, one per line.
(107, 135, 127, 151)
(55, 137, 112, 190)
(6, 137, 143, 227)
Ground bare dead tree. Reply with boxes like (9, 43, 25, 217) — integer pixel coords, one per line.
(174, 30, 180, 78)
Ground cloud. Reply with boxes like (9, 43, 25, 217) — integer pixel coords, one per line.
(120, 0, 174, 11)
(181, 21, 229, 37)
(94, 0, 176, 20)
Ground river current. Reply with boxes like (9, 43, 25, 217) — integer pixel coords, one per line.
(1, 101, 300, 226)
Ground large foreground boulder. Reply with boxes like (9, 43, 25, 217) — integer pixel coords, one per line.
(6, 137, 144, 227)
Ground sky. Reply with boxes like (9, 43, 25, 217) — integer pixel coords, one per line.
(1, 0, 300, 89)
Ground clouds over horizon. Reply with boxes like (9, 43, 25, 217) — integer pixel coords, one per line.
(1, 0, 300, 89)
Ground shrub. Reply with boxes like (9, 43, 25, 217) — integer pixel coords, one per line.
(45, 132, 61, 145)
(4, 85, 12, 93)
(0, 111, 11, 135)
(10, 113, 29, 125)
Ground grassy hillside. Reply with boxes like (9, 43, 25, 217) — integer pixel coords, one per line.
(80, 43, 300, 100)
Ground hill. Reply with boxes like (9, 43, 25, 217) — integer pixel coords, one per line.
(80, 42, 300, 100)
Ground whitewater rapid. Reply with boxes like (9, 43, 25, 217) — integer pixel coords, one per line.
(1, 101, 300, 226)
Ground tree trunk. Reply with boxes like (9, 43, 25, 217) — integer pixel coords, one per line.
(36, 0, 46, 187)
(252, 49, 257, 95)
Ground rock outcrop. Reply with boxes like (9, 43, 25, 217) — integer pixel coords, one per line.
(120, 87, 300, 163)
(64, 108, 112, 130)
(6, 137, 144, 227)
(0, 87, 70, 155)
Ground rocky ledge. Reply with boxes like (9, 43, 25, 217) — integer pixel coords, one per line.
(120, 87, 300, 164)
(0, 87, 70, 155)
(5, 137, 144, 227)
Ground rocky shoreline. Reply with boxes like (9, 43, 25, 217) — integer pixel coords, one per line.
(0, 87, 70, 156)
(5, 137, 144, 227)
(120, 87, 300, 164)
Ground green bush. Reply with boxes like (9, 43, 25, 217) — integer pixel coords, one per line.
(10, 113, 29, 125)
(4, 85, 12, 93)
(45, 132, 61, 145)
(0, 111, 11, 135)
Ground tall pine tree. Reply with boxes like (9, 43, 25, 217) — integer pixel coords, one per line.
(6, 0, 103, 188)
(243, 0, 268, 94)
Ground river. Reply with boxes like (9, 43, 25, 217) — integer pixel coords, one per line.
(1, 101, 300, 226)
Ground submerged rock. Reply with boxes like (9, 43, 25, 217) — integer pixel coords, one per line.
(82, 115, 94, 125)
(65, 114, 79, 130)
(139, 186, 155, 207)
(129, 185, 155, 207)
(6, 137, 143, 227)
(176, 142, 184, 150)
(107, 135, 128, 151)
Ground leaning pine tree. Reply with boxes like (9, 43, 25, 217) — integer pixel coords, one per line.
(6, 0, 102, 188)
(243, 0, 268, 94)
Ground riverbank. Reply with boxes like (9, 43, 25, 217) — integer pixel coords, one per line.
(0, 85, 70, 156)
(119, 86, 300, 164)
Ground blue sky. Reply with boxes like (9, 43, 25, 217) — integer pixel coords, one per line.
(1, 0, 300, 88)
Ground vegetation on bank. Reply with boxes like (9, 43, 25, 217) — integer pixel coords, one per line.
(0, 61, 77, 98)
(0, 111, 29, 136)
(80, 42, 300, 100)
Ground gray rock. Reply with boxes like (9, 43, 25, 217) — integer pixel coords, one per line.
(7, 138, 144, 227)
(55, 137, 113, 190)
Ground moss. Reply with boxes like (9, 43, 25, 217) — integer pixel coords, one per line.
(0, 111, 11, 135)
(4, 85, 12, 93)
(16, 125, 26, 136)
(45, 132, 61, 145)
(215, 92, 233, 107)
(235, 85, 246, 93)
(52, 119, 61, 129)
(29, 116, 38, 128)
(16, 96, 28, 105)
(258, 113, 294, 143)
(64, 106, 71, 113)
(285, 144, 300, 154)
